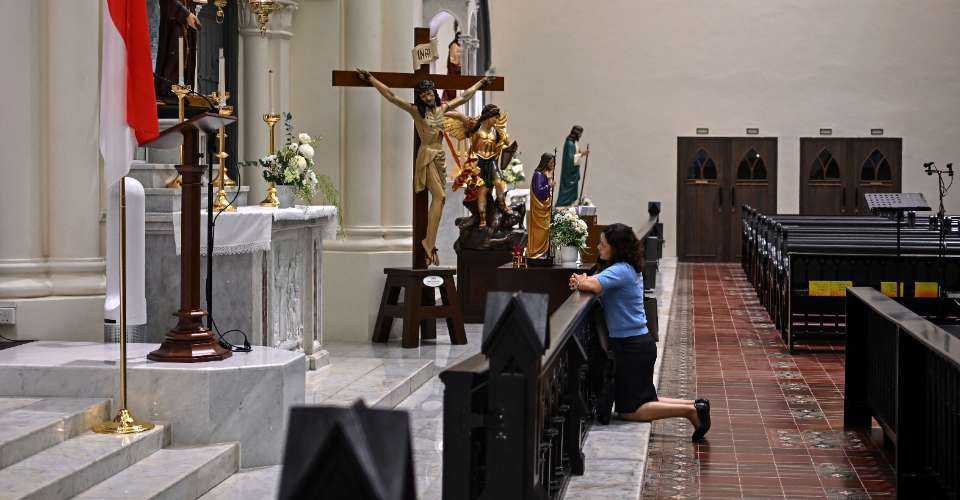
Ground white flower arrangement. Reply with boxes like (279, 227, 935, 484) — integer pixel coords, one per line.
(550, 207, 589, 249)
(500, 157, 526, 186)
(253, 113, 329, 204)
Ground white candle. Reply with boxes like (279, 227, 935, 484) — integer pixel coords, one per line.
(268, 68, 275, 114)
(178, 36, 184, 86)
(218, 48, 226, 102)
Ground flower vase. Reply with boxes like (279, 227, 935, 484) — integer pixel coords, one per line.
(559, 245, 580, 265)
(275, 185, 297, 209)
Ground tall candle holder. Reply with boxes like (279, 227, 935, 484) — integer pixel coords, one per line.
(259, 112, 281, 208)
(208, 91, 236, 212)
(166, 83, 192, 188)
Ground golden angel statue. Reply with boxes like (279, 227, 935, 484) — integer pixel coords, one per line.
(445, 105, 518, 228)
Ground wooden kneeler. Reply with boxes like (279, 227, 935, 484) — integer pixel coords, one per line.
(373, 268, 467, 348)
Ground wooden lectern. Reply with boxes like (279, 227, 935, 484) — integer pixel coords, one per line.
(142, 112, 237, 362)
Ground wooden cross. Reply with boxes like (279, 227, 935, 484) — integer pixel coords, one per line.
(333, 27, 505, 269)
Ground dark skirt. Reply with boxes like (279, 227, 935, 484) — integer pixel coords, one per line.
(478, 157, 498, 187)
(610, 334, 658, 414)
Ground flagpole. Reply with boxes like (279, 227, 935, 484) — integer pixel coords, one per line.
(94, 177, 154, 435)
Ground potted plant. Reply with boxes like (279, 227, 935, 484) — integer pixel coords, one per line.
(550, 207, 588, 265)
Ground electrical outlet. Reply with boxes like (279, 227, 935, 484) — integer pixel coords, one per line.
(0, 307, 15, 325)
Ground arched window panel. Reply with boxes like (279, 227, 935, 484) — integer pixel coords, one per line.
(737, 160, 752, 180)
(736, 148, 768, 180)
(689, 148, 717, 180)
(861, 149, 891, 182)
(753, 160, 768, 180)
(811, 149, 840, 180)
(703, 158, 717, 179)
(877, 158, 892, 180)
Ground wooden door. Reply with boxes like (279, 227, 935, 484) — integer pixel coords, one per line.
(677, 138, 729, 261)
(850, 138, 902, 214)
(800, 138, 851, 215)
(730, 138, 777, 259)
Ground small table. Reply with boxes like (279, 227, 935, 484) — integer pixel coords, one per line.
(493, 262, 592, 316)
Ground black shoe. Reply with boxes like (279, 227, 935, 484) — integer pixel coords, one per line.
(692, 400, 710, 442)
(695, 398, 711, 434)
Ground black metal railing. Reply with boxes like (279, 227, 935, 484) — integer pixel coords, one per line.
(440, 290, 611, 499)
(845, 287, 960, 497)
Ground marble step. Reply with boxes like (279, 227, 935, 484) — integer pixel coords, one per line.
(305, 358, 435, 409)
(74, 443, 238, 500)
(197, 465, 281, 500)
(0, 397, 110, 469)
(0, 425, 167, 500)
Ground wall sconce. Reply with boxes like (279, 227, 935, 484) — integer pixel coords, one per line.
(249, 0, 277, 35)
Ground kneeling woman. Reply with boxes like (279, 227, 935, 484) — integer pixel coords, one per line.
(569, 223, 711, 442)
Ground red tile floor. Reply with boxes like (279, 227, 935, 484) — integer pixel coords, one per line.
(642, 264, 896, 499)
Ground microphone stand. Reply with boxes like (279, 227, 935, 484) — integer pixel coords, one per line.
(925, 161, 954, 319)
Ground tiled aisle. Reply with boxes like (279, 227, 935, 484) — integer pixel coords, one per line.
(642, 264, 896, 499)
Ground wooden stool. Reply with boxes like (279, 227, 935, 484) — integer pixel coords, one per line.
(372, 267, 467, 348)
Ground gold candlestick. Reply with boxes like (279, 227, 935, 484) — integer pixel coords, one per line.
(259, 112, 281, 208)
(209, 91, 236, 213)
(166, 84, 192, 188)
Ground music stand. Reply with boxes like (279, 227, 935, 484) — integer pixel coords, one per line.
(865, 193, 931, 300)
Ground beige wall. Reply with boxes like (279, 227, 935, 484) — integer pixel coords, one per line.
(490, 0, 960, 256)
(290, 0, 342, 196)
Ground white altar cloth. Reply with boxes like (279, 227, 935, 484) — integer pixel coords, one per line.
(172, 205, 338, 255)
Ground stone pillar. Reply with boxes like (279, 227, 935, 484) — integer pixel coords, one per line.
(47, 0, 104, 296)
(380, 0, 417, 245)
(322, 0, 414, 342)
(0, 2, 44, 299)
(239, 0, 298, 203)
(0, 0, 105, 341)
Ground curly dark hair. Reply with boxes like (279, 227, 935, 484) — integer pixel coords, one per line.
(468, 104, 501, 136)
(602, 223, 642, 273)
(414, 79, 441, 118)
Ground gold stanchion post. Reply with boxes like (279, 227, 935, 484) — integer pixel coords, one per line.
(259, 112, 281, 208)
(95, 177, 155, 434)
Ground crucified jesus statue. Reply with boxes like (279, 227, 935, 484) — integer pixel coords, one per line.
(357, 69, 495, 265)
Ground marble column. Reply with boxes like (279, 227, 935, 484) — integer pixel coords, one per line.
(239, 0, 299, 204)
(0, 1, 45, 296)
(47, 0, 104, 296)
(0, 0, 105, 341)
(322, 0, 415, 342)
(380, 0, 417, 247)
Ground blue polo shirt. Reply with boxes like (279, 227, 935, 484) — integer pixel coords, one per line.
(596, 262, 649, 338)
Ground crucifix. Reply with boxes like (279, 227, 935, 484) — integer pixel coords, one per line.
(332, 27, 505, 348)
(333, 27, 504, 269)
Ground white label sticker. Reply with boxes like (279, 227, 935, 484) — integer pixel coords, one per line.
(422, 276, 444, 288)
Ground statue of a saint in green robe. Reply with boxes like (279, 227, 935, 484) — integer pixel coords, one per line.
(555, 125, 588, 207)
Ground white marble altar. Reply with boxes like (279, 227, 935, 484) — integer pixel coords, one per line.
(0, 341, 304, 468)
(131, 155, 337, 360)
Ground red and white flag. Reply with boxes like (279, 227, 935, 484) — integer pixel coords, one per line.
(100, 0, 159, 186)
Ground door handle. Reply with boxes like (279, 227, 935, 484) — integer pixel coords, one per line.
(718, 185, 723, 209)
(841, 187, 846, 213)
(731, 186, 736, 212)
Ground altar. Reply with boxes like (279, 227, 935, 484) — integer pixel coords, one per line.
(130, 162, 337, 364)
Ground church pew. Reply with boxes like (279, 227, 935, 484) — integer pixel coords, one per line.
(440, 290, 610, 499)
(740, 205, 960, 352)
